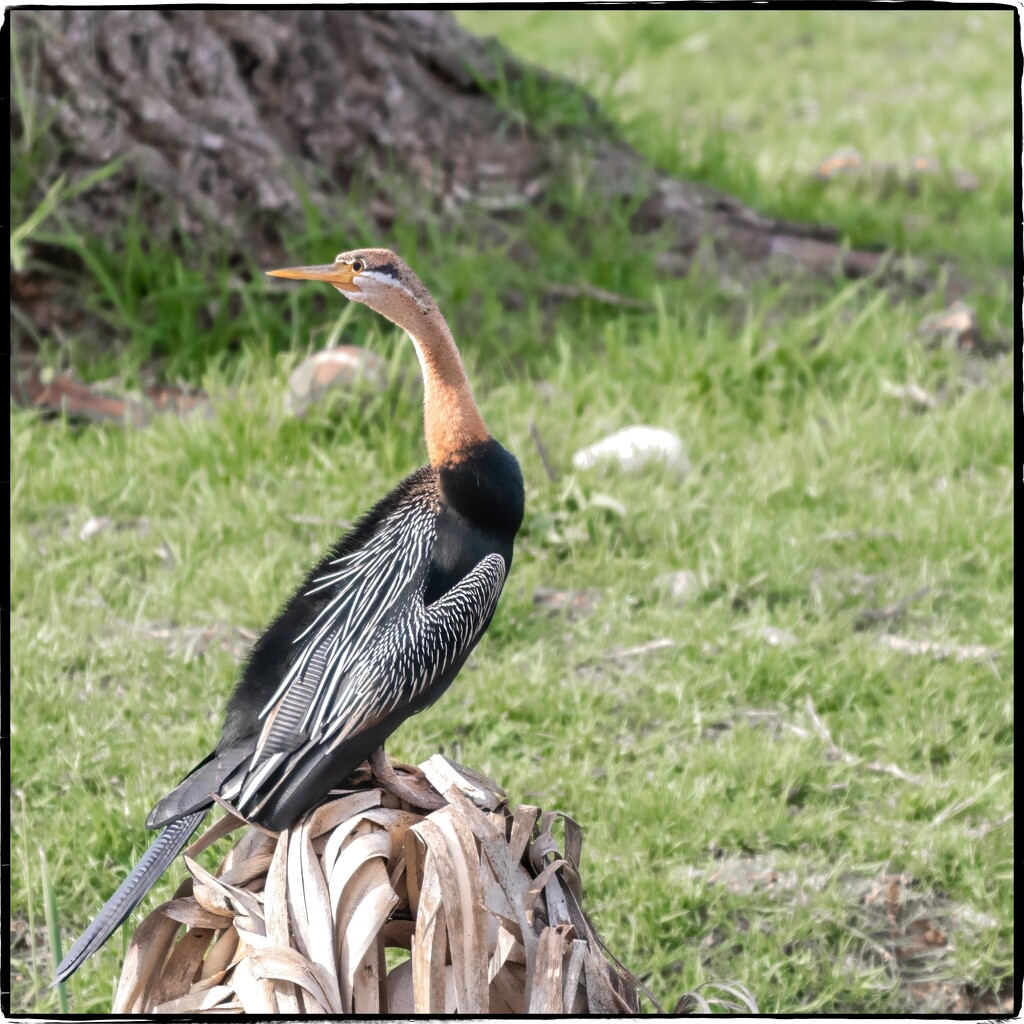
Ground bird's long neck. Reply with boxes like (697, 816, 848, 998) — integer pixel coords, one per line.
(403, 308, 491, 467)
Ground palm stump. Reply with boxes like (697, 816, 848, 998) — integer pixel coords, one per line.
(112, 756, 642, 1014)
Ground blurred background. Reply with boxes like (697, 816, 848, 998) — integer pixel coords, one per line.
(9, 9, 1014, 1015)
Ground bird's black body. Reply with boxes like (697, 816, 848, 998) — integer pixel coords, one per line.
(55, 437, 524, 985)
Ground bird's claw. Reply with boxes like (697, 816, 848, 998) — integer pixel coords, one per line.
(370, 747, 446, 811)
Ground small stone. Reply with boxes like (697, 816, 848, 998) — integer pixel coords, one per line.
(917, 301, 981, 352)
(951, 168, 978, 192)
(881, 380, 939, 412)
(658, 569, 702, 604)
(284, 345, 389, 416)
(908, 154, 940, 175)
(760, 626, 797, 648)
(153, 541, 176, 567)
(532, 587, 601, 619)
(79, 516, 113, 541)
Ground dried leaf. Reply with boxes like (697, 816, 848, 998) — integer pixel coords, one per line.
(263, 829, 300, 1014)
(112, 879, 193, 1012)
(286, 815, 339, 1006)
(229, 948, 276, 1013)
(235, 928, 334, 1013)
(161, 897, 232, 930)
(411, 848, 447, 1013)
(151, 983, 236, 1014)
(335, 851, 397, 1009)
(432, 806, 489, 1011)
(529, 925, 569, 1012)
(200, 928, 239, 980)
(148, 926, 214, 1008)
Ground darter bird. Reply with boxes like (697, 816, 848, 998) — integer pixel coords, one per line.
(54, 248, 525, 985)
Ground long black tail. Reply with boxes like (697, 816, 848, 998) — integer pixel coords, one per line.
(52, 808, 209, 986)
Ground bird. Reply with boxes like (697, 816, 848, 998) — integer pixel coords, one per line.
(54, 248, 525, 986)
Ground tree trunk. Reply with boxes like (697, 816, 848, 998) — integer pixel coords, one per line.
(11, 10, 908, 338)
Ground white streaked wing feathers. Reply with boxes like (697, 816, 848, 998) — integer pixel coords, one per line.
(234, 486, 507, 815)
(254, 499, 436, 738)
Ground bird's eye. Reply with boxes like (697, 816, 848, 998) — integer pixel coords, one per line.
(350, 259, 364, 273)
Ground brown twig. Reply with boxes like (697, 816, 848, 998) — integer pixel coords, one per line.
(854, 584, 934, 630)
(530, 420, 560, 483)
(876, 634, 997, 662)
(742, 708, 812, 740)
(543, 281, 654, 310)
(573, 637, 675, 672)
(603, 638, 677, 660)
(930, 775, 1003, 828)
(817, 529, 901, 542)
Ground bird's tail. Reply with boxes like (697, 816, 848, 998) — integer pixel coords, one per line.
(52, 808, 209, 987)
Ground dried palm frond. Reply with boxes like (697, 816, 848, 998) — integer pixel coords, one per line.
(112, 755, 652, 1014)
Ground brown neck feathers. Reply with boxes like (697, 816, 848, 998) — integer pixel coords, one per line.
(362, 273, 491, 466)
(407, 309, 490, 467)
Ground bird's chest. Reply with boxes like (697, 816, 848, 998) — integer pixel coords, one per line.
(422, 441, 522, 606)
(423, 502, 505, 606)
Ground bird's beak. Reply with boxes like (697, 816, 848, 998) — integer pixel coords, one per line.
(265, 263, 361, 292)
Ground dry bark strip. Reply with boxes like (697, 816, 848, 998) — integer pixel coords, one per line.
(10, 362, 213, 424)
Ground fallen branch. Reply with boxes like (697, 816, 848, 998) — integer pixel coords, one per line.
(602, 639, 677, 660)
(11, 361, 212, 425)
(543, 281, 655, 311)
(929, 775, 1002, 828)
(876, 635, 997, 662)
(853, 585, 935, 630)
(880, 380, 940, 411)
(803, 697, 945, 788)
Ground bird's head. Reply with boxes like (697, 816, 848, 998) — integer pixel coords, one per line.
(266, 248, 436, 329)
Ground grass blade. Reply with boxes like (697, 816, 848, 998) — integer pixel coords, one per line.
(39, 847, 69, 1013)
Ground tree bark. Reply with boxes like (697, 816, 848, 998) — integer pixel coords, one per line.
(11, 10, 909, 326)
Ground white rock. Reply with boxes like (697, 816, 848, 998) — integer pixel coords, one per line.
(760, 626, 797, 648)
(572, 426, 689, 474)
(79, 516, 113, 542)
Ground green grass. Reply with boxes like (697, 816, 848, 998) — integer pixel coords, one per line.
(9, 10, 1014, 1016)
(463, 10, 1014, 283)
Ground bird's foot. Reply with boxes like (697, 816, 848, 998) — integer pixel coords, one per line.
(370, 747, 446, 811)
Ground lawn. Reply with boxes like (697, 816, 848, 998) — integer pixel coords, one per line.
(9, 9, 1014, 1015)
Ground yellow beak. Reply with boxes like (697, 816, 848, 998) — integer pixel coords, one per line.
(265, 263, 360, 292)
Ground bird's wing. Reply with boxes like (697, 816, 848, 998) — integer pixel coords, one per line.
(225, 496, 508, 825)
(233, 552, 508, 825)
(148, 490, 437, 830)
(253, 494, 439, 754)
(146, 740, 252, 829)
